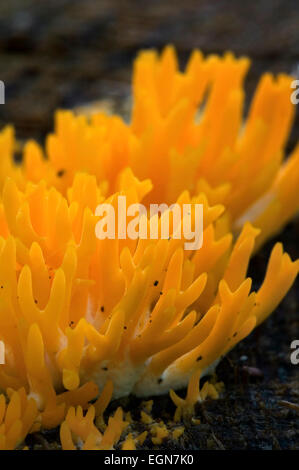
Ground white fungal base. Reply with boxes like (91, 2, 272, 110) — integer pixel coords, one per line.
(80, 357, 220, 399)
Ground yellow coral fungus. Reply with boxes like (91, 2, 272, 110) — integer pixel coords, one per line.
(0, 388, 38, 450)
(60, 405, 128, 450)
(2, 47, 297, 247)
(0, 46, 297, 449)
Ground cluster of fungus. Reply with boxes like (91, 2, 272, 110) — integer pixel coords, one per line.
(0, 46, 298, 449)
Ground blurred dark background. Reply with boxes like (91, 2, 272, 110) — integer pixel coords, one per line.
(0, 0, 299, 146)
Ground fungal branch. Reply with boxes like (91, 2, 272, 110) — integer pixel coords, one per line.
(0, 46, 297, 449)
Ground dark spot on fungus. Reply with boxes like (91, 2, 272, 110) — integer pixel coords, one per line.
(160, 292, 163, 296)
(233, 332, 237, 338)
(124, 326, 127, 330)
(153, 280, 159, 286)
(100, 306, 105, 312)
(57, 169, 66, 178)
(196, 355, 203, 362)
(102, 367, 108, 371)
(158, 378, 163, 384)
(34, 299, 38, 304)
